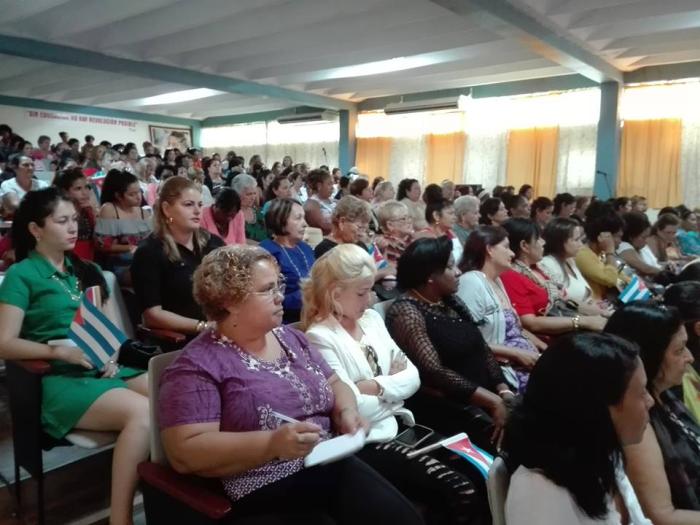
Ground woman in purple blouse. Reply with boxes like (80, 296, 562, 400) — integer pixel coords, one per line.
(158, 245, 424, 524)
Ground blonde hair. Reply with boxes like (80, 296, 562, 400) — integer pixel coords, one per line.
(153, 176, 210, 262)
(332, 195, 372, 226)
(300, 244, 376, 330)
(194, 245, 277, 321)
(376, 199, 408, 230)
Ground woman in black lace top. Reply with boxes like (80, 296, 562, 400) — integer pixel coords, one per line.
(386, 236, 514, 451)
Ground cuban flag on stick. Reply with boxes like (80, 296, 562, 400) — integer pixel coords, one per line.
(442, 432, 494, 479)
(619, 275, 652, 304)
(68, 291, 127, 369)
(367, 242, 389, 270)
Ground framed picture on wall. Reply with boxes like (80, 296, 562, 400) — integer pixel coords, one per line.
(148, 125, 193, 153)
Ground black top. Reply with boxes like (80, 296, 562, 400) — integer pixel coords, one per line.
(314, 238, 338, 259)
(386, 294, 506, 402)
(131, 232, 224, 320)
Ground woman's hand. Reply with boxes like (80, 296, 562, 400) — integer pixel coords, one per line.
(52, 345, 94, 369)
(355, 379, 381, 395)
(268, 422, 321, 460)
(389, 352, 408, 375)
(577, 300, 605, 317)
(488, 397, 508, 447)
(510, 349, 539, 369)
(581, 315, 607, 332)
(101, 360, 120, 378)
(334, 407, 369, 435)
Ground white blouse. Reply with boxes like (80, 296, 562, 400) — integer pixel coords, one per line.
(457, 271, 506, 345)
(617, 242, 661, 270)
(306, 309, 420, 443)
(538, 255, 592, 304)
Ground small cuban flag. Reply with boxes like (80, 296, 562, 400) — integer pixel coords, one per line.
(68, 290, 127, 368)
(367, 242, 389, 270)
(442, 432, 494, 479)
(618, 275, 652, 304)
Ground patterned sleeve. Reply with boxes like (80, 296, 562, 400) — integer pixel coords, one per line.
(386, 299, 479, 402)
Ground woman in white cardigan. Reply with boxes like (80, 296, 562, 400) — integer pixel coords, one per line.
(302, 244, 485, 525)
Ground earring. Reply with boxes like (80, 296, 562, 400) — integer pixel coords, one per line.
(167, 216, 174, 224)
(428, 278, 434, 283)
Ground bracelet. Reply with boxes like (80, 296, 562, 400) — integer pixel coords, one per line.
(196, 320, 206, 332)
(571, 315, 581, 331)
(498, 389, 512, 397)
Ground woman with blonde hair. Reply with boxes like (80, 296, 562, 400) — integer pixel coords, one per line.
(303, 244, 485, 524)
(131, 176, 224, 336)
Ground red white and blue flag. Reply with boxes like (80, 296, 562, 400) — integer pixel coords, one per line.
(619, 275, 652, 303)
(368, 242, 389, 270)
(442, 432, 494, 479)
(68, 291, 127, 368)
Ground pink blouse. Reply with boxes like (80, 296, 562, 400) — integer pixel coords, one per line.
(200, 206, 246, 245)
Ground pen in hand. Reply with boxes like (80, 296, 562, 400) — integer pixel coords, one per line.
(270, 410, 330, 438)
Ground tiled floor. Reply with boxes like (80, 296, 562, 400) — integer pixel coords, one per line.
(0, 380, 145, 525)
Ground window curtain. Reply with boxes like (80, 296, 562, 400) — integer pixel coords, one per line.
(425, 132, 466, 185)
(388, 136, 426, 187)
(506, 127, 559, 198)
(680, 120, 700, 209)
(356, 137, 392, 182)
(618, 119, 682, 208)
(463, 129, 507, 190)
(556, 125, 597, 195)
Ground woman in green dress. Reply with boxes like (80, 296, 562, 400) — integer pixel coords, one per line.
(0, 187, 148, 525)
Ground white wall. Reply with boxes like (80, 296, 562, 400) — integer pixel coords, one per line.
(0, 103, 194, 147)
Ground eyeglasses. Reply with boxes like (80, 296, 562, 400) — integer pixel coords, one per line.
(360, 343, 382, 376)
(389, 216, 410, 223)
(250, 279, 286, 300)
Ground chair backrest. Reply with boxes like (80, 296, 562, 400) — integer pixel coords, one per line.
(372, 299, 395, 321)
(303, 226, 323, 248)
(487, 456, 511, 525)
(148, 349, 183, 465)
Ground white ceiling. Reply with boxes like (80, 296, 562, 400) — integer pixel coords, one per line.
(0, 0, 698, 120)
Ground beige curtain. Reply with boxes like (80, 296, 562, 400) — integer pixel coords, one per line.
(506, 127, 559, 198)
(618, 119, 682, 208)
(425, 132, 467, 185)
(356, 137, 392, 182)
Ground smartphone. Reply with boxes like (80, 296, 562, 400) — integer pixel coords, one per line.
(394, 425, 434, 449)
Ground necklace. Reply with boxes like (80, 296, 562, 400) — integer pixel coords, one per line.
(410, 288, 443, 307)
(277, 241, 312, 278)
(51, 274, 82, 302)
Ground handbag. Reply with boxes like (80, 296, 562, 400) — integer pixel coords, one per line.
(117, 339, 162, 370)
(546, 298, 579, 318)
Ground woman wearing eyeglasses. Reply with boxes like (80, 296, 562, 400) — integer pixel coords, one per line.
(302, 244, 484, 525)
(159, 244, 423, 525)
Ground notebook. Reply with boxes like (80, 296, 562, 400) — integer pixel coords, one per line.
(304, 429, 366, 468)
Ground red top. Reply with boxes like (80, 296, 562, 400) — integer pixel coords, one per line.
(500, 269, 549, 317)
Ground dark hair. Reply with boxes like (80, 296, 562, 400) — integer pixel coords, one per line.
(605, 302, 683, 391)
(459, 225, 508, 272)
(677, 260, 700, 282)
(255, 168, 272, 191)
(518, 184, 532, 197)
(397, 237, 453, 290)
(679, 207, 696, 222)
(584, 201, 624, 242)
(503, 332, 640, 519)
(213, 188, 241, 215)
(100, 169, 139, 205)
(338, 175, 351, 190)
(11, 187, 108, 297)
(621, 211, 651, 243)
(424, 198, 452, 225)
(349, 177, 370, 197)
(479, 198, 503, 225)
(502, 218, 539, 258)
(422, 183, 443, 205)
(658, 206, 679, 217)
(264, 173, 289, 202)
(123, 143, 138, 157)
(530, 196, 553, 219)
(492, 185, 506, 199)
(664, 282, 700, 358)
(543, 218, 579, 258)
(372, 177, 385, 191)
(84, 135, 94, 142)
(155, 163, 175, 181)
(505, 194, 527, 214)
(307, 169, 331, 193)
(652, 213, 681, 235)
(265, 198, 301, 237)
(613, 197, 630, 213)
(38, 135, 50, 144)
(52, 167, 87, 194)
(553, 193, 575, 215)
(396, 178, 418, 201)
(67, 138, 79, 147)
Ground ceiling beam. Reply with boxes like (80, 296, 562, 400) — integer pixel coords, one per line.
(0, 34, 355, 111)
(429, 0, 623, 83)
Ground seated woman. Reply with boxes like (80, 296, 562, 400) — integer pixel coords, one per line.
(505, 194, 531, 219)
(304, 243, 483, 524)
(500, 218, 607, 338)
(386, 237, 514, 452)
(530, 196, 554, 231)
(605, 303, 700, 522)
(131, 176, 224, 336)
(349, 177, 379, 232)
(575, 202, 628, 301)
(664, 281, 700, 422)
(375, 200, 414, 266)
(304, 168, 336, 235)
(539, 218, 610, 316)
(457, 226, 542, 393)
(452, 195, 480, 246)
(397, 178, 427, 231)
(231, 173, 267, 243)
(261, 173, 293, 215)
(314, 195, 372, 259)
(0, 188, 148, 525)
(504, 332, 653, 525)
(647, 213, 690, 267)
(260, 198, 315, 324)
(677, 208, 700, 257)
(479, 197, 508, 227)
(95, 169, 152, 285)
(617, 211, 665, 280)
(415, 198, 462, 264)
(372, 180, 395, 209)
(53, 167, 96, 261)
(200, 188, 245, 245)
(159, 245, 423, 524)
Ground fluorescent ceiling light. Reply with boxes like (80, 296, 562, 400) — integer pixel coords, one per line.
(138, 88, 225, 106)
(323, 56, 438, 80)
